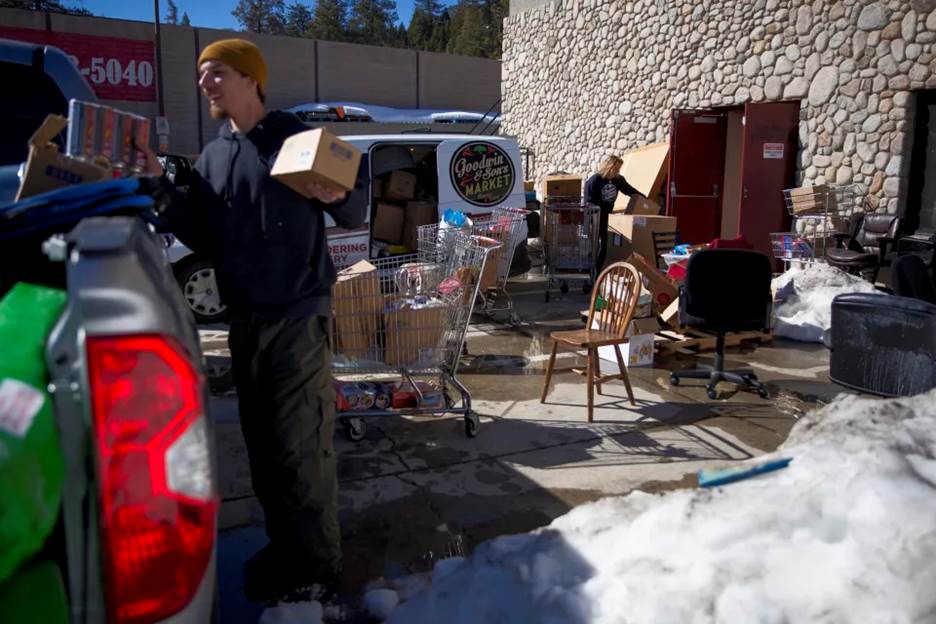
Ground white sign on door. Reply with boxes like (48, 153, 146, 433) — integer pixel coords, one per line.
(763, 142, 785, 159)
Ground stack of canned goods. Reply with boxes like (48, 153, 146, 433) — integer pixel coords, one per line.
(65, 99, 151, 174)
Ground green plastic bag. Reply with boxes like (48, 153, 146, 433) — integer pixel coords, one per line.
(0, 283, 67, 583)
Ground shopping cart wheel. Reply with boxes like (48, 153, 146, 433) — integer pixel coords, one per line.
(560, 281, 569, 295)
(464, 412, 480, 438)
(706, 388, 719, 400)
(669, 374, 679, 386)
(343, 417, 366, 442)
(509, 311, 522, 327)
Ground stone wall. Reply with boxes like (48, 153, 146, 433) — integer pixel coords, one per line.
(503, 0, 936, 216)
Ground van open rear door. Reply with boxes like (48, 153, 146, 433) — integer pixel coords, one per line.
(436, 139, 525, 217)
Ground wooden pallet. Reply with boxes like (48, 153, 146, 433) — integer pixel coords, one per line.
(655, 328, 773, 355)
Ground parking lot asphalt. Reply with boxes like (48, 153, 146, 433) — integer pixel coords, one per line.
(204, 271, 844, 623)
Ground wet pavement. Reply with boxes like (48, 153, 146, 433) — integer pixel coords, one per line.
(203, 270, 849, 623)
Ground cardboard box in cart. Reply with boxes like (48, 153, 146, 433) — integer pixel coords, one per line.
(383, 297, 447, 366)
(332, 260, 382, 359)
(271, 128, 361, 195)
(541, 175, 582, 199)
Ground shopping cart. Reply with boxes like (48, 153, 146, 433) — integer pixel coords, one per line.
(541, 196, 600, 302)
(421, 208, 528, 326)
(775, 184, 857, 269)
(331, 228, 500, 441)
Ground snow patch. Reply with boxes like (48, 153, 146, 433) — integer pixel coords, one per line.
(258, 600, 323, 624)
(381, 389, 936, 623)
(772, 263, 878, 343)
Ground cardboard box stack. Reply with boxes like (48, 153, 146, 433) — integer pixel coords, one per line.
(606, 213, 678, 268)
(372, 202, 406, 245)
(383, 171, 417, 202)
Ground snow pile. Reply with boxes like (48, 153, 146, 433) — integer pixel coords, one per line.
(771, 263, 878, 343)
(380, 389, 936, 623)
(258, 600, 323, 624)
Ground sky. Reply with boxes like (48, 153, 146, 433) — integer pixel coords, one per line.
(76, 0, 451, 30)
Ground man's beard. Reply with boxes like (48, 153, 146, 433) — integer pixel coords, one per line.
(209, 101, 229, 120)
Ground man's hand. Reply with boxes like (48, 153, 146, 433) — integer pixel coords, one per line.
(305, 182, 347, 204)
(135, 141, 165, 177)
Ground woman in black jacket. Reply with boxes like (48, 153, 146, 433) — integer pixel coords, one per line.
(584, 155, 642, 273)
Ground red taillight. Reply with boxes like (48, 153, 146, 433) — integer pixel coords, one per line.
(87, 335, 217, 624)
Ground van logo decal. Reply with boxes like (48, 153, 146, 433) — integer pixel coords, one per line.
(449, 142, 515, 207)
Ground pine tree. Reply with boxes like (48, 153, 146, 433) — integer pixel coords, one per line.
(480, 0, 507, 59)
(428, 10, 449, 52)
(346, 0, 398, 46)
(447, 0, 486, 57)
(285, 1, 313, 37)
(406, 9, 433, 50)
(308, 0, 347, 42)
(165, 0, 179, 24)
(181, 11, 191, 25)
(232, 0, 287, 35)
(0, 0, 92, 15)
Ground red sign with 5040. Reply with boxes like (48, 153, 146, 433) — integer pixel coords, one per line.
(0, 25, 156, 102)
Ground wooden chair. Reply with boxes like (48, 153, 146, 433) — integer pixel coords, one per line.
(540, 262, 642, 422)
(651, 230, 680, 270)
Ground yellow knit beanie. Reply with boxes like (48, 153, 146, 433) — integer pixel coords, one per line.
(198, 39, 268, 95)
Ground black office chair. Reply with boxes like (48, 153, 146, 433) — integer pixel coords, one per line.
(668, 249, 773, 400)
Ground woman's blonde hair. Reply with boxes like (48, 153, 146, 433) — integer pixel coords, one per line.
(597, 155, 623, 179)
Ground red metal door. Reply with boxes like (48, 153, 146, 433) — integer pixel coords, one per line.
(738, 102, 800, 259)
(666, 110, 727, 244)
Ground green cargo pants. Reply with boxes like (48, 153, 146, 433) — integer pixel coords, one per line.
(229, 313, 341, 583)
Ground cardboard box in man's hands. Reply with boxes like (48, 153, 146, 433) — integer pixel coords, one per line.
(272, 127, 361, 195)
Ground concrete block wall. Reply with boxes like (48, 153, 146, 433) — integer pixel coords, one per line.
(0, 7, 501, 156)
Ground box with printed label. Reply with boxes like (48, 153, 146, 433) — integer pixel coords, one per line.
(271, 127, 361, 194)
(17, 115, 108, 200)
(594, 316, 659, 369)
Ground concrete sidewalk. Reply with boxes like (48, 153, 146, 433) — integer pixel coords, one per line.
(206, 276, 845, 622)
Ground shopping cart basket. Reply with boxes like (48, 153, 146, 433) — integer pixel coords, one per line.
(331, 229, 500, 440)
(541, 197, 600, 302)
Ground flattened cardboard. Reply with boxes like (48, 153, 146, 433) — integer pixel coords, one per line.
(606, 214, 678, 268)
(271, 127, 362, 194)
(17, 115, 108, 200)
(619, 142, 669, 198)
(613, 193, 662, 215)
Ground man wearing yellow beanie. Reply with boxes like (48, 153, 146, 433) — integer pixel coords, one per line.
(144, 38, 365, 607)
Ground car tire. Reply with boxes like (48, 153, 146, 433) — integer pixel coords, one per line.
(174, 256, 229, 324)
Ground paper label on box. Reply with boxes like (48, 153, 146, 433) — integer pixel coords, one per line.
(296, 149, 314, 169)
(763, 142, 784, 159)
(329, 142, 354, 161)
(0, 378, 45, 438)
(635, 217, 647, 226)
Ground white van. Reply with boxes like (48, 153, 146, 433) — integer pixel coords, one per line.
(168, 134, 528, 323)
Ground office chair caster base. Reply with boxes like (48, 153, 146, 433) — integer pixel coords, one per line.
(706, 387, 718, 400)
(669, 374, 680, 386)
